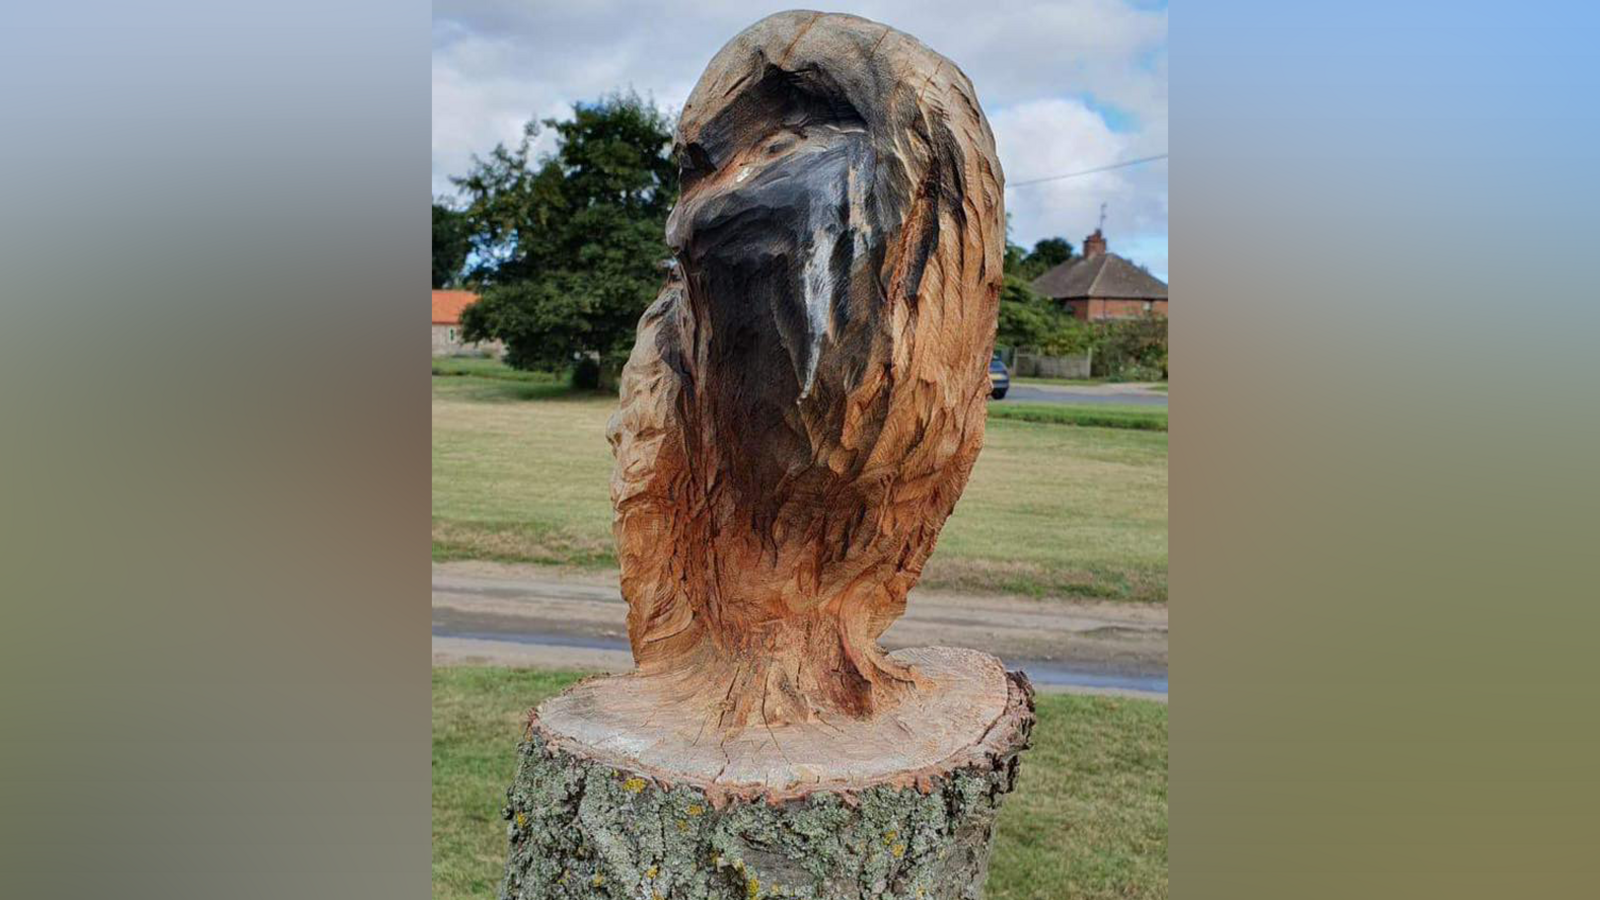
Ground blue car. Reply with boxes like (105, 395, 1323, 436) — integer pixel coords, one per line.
(988, 352, 1010, 399)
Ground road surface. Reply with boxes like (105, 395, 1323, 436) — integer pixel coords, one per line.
(998, 382, 1167, 406)
(432, 561, 1168, 701)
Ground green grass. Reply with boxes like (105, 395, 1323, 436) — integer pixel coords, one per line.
(433, 370, 1167, 601)
(1010, 376, 1169, 391)
(988, 402, 1167, 432)
(432, 667, 1167, 900)
(432, 356, 563, 382)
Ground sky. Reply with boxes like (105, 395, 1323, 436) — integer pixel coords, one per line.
(433, 1, 1168, 280)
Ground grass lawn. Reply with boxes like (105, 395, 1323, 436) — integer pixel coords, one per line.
(433, 667, 1168, 900)
(433, 357, 565, 382)
(988, 402, 1166, 432)
(433, 364, 1167, 601)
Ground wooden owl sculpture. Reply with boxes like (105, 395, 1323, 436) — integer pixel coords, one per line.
(606, 10, 1003, 730)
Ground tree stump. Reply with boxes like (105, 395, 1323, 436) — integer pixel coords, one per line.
(500, 11, 1025, 898)
(502, 649, 1034, 900)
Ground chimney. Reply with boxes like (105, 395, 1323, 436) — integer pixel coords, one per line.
(1083, 228, 1107, 258)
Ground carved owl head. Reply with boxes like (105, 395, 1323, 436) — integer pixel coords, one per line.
(666, 11, 1005, 496)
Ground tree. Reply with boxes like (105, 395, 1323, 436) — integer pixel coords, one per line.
(1028, 236, 1073, 269)
(995, 274, 1093, 356)
(431, 201, 471, 288)
(1002, 235, 1075, 282)
(995, 274, 1057, 350)
(996, 231, 1087, 357)
(453, 93, 678, 381)
(1003, 240, 1030, 275)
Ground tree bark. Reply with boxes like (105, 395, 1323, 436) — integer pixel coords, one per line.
(501, 660, 1033, 900)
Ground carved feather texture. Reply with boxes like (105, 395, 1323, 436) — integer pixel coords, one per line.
(608, 11, 1003, 728)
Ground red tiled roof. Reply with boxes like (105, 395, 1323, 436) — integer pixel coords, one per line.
(431, 289, 479, 325)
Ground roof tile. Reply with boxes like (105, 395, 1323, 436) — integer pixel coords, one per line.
(431, 289, 479, 325)
(1030, 254, 1167, 301)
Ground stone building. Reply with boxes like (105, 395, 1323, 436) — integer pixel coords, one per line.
(1029, 229, 1168, 320)
(431, 289, 503, 357)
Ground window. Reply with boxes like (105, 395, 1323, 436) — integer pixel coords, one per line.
(1143, 301, 1153, 312)
(1064, 303, 1074, 315)
(449, 328, 457, 341)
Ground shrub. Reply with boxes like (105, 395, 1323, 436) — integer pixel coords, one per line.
(1092, 315, 1167, 380)
(997, 276, 1093, 357)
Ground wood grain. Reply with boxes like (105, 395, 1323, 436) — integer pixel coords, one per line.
(536, 647, 1025, 800)
(504, 666, 1035, 899)
(606, 10, 1004, 730)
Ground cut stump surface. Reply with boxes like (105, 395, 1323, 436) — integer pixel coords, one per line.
(536, 647, 1016, 799)
(501, 648, 1036, 900)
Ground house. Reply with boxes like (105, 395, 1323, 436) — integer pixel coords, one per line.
(431, 289, 504, 357)
(1029, 229, 1167, 321)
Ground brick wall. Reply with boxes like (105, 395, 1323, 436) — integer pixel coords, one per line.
(432, 324, 504, 358)
(1062, 298, 1168, 321)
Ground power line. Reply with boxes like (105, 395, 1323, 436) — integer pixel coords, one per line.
(1008, 153, 1168, 189)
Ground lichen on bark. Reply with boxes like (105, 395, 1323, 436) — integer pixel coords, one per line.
(500, 717, 1032, 900)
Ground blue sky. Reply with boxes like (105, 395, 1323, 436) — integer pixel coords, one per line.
(433, 1, 1168, 280)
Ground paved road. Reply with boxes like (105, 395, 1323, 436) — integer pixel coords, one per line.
(998, 385, 1168, 406)
(432, 561, 1168, 701)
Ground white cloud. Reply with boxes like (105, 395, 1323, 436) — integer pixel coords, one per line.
(433, 0, 1167, 278)
(991, 98, 1168, 279)
(852, 0, 1168, 118)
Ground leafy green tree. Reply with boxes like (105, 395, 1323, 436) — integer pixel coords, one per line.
(431, 201, 471, 288)
(454, 93, 678, 382)
(996, 275, 1058, 350)
(997, 269, 1093, 357)
(1027, 237, 1073, 270)
(1002, 235, 1075, 282)
(1004, 241, 1031, 275)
